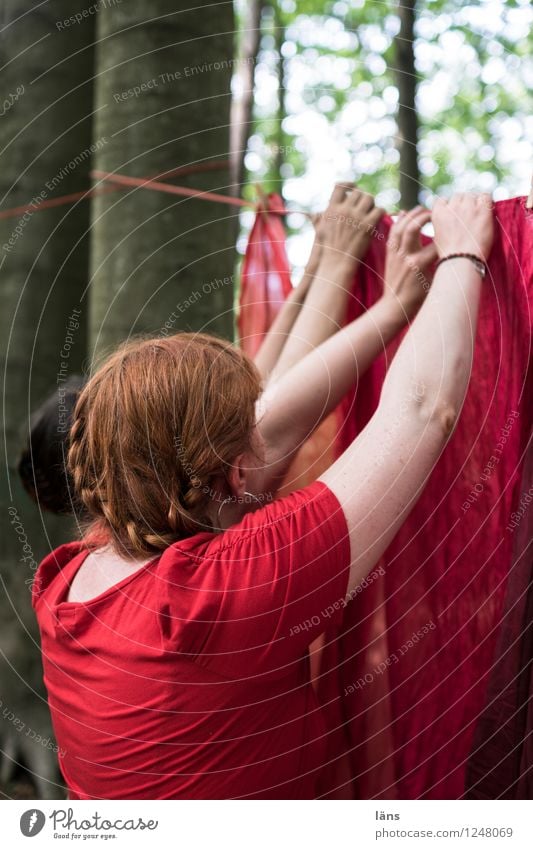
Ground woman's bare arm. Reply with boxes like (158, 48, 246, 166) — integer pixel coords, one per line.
(253, 232, 320, 380)
(318, 193, 494, 594)
(267, 185, 385, 383)
(258, 206, 437, 493)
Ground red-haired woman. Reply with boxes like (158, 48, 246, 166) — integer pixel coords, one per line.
(33, 192, 493, 799)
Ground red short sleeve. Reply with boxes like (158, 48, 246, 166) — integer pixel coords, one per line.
(157, 481, 350, 679)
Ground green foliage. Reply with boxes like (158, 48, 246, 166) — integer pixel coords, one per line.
(241, 0, 532, 227)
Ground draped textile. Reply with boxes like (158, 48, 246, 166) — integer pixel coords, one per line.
(238, 193, 292, 357)
(318, 197, 533, 798)
(464, 436, 533, 798)
(239, 196, 532, 798)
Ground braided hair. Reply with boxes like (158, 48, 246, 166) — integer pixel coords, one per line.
(67, 333, 262, 559)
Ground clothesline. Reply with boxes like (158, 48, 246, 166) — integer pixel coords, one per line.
(0, 160, 307, 222)
(93, 170, 255, 209)
(0, 160, 231, 220)
(2, 162, 529, 229)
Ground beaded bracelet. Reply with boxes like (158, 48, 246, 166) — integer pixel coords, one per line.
(435, 253, 487, 279)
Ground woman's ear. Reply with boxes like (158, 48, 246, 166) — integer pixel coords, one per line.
(225, 455, 247, 500)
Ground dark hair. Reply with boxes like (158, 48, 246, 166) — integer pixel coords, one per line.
(18, 375, 85, 514)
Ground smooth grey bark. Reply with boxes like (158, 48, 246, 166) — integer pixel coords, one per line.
(0, 1, 94, 798)
(89, 1, 236, 354)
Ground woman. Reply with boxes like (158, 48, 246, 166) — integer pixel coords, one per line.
(18, 186, 380, 516)
(33, 192, 493, 799)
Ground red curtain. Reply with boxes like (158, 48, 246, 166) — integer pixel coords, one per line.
(319, 197, 533, 798)
(238, 193, 293, 357)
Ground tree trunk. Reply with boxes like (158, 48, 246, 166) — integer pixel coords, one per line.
(0, 1, 94, 798)
(229, 0, 263, 194)
(272, 2, 287, 188)
(90, 1, 236, 354)
(394, 0, 420, 209)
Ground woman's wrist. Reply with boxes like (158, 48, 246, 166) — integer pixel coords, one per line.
(434, 255, 483, 281)
(296, 266, 315, 300)
(315, 255, 358, 288)
(304, 243, 323, 277)
(435, 253, 487, 279)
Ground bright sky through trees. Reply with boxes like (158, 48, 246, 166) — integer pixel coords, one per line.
(234, 0, 532, 270)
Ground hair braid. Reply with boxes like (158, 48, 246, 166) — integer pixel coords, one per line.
(67, 333, 262, 559)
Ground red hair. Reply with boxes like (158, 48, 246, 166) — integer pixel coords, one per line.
(68, 333, 261, 558)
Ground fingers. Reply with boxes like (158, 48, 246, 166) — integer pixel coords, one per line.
(403, 209, 432, 252)
(328, 184, 377, 217)
(329, 182, 355, 205)
(477, 192, 493, 211)
(345, 189, 374, 214)
(432, 192, 494, 260)
(319, 184, 385, 256)
(390, 204, 423, 240)
(451, 191, 492, 206)
(365, 205, 385, 228)
(435, 192, 492, 214)
(389, 205, 429, 254)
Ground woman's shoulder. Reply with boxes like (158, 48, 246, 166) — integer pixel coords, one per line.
(32, 542, 86, 607)
(160, 479, 343, 568)
(155, 479, 351, 673)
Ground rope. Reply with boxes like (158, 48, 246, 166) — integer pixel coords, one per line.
(0, 159, 231, 221)
(0, 159, 310, 221)
(91, 169, 254, 209)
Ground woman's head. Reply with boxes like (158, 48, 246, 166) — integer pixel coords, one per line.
(68, 333, 263, 558)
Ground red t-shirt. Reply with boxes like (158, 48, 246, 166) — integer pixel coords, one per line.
(33, 481, 350, 799)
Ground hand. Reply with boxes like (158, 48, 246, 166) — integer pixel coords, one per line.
(383, 206, 438, 318)
(317, 183, 385, 273)
(432, 193, 494, 261)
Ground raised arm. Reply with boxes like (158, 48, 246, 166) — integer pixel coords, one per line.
(318, 193, 494, 594)
(267, 185, 385, 383)
(253, 214, 323, 380)
(258, 206, 437, 492)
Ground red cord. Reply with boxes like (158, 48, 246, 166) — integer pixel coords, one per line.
(0, 160, 309, 221)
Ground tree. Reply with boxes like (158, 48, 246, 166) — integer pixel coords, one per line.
(272, 1, 288, 187)
(242, 0, 531, 223)
(394, 0, 420, 209)
(230, 0, 264, 194)
(0, 1, 94, 797)
(89, 1, 237, 355)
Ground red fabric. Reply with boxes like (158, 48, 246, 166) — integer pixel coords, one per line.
(318, 197, 533, 799)
(465, 435, 533, 798)
(33, 481, 350, 800)
(238, 193, 293, 357)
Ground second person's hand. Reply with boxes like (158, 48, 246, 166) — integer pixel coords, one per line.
(317, 184, 385, 277)
(382, 206, 438, 319)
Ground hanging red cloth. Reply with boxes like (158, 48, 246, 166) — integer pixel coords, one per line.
(464, 435, 533, 798)
(238, 193, 293, 357)
(318, 197, 533, 799)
